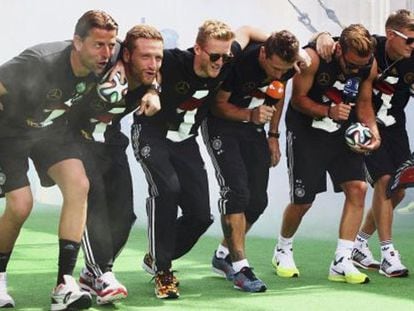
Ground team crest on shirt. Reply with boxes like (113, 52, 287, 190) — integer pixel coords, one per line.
(242, 81, 257, 93)
(0, 172, 6, 185)
(175, 81, 191, 95)
(403, 72, 414, 85)
(317, 72, 331, 86)
(140, 145, 151, 158)
(390, 67, 398, 76)
(0, 171, 6, 196)
(76, 82, 87, 94)
(46, 88, 63, 100)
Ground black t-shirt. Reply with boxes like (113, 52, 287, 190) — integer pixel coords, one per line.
(372, 35, 414, 129)
(221, 43, 295, 108)
(285, 45, 371, 135)
(0, 41, 102, 137)
(134, 41, 242, 142)
(68, 82, 148, 148)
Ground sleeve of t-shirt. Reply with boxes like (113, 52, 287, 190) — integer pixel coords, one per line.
(217, 41, 243, 93)
(0, 47, 43, 96)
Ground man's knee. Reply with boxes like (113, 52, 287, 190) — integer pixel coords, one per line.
(245, 196, 268, 225)
(345, 181, 367, 205)
(5, 189, 33, 224)
(50, 159, 90, 199)
(180, 213, 214, 233)
(221, 187, 250, 213)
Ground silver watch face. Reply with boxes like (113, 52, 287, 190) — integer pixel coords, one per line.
(150, 83, 161, 93)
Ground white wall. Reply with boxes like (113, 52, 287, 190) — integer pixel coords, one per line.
(1, 0, 413, 238)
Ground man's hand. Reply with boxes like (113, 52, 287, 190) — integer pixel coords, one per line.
(294, 48, 312, 73)
(328, 103, 352, 121)
(315, 33, 336, 63)
(250, 105, 274, 125)
(268, 137, 281, 167)
(356, 131, 381, 154)
(136, 92, 161, 116)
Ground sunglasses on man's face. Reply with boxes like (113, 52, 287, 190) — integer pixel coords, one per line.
(342, 54, 374, 71)
(202, 48, 233, 63)
(391, 29, 414, 45)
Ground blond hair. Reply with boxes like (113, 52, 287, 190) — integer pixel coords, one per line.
(386, 9, 414, 32)
(339, 24, 376, 57)
(196, 20, 235, 47)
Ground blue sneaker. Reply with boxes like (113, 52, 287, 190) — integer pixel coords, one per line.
(212, 252, 235, 281)
(233, 267, 267, 292)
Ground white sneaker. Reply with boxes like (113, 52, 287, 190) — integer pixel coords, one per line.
(271, 247, 299, 278)
(50, 275, 92, 311)
(328, 255, 369, 284)
(93, 272, 128, 305)
(0, 272, 15, 308)
(352, 243, 380, 270)
(79, 268, 96, 294)
(379, 250, 409, 278)
(396, 201, 414, 215)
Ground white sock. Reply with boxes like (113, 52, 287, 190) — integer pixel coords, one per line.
(232, 259, 249, 273)
(216, 244, 230, 259)
(335, 239, 354, 259)
(276, 235, 294, 253)
(380, 242, 395, 259)
(355, 231, 370, 248)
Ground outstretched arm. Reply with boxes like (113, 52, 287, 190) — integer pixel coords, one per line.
(235, 26, 269, 50)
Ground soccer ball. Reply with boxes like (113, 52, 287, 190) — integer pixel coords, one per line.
(96, 71, 128, 104)
(344, 122, 372, 151)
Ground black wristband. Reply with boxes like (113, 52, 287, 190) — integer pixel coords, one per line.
(268, 131, 280, 139)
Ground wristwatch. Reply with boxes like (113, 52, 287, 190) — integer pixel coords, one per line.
(268, 131, 280, 139)
(148, 83, 161, 94)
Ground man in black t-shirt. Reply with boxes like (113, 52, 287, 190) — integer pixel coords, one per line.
(272, 24, 380, 285)
(0, 10, 119, 310)
(73, 24, 163, 305)
(131, 20, 268, 299)
(353, 10, 413, 278)
(203, 31, 301, 292)
(316, 10, 414, 279)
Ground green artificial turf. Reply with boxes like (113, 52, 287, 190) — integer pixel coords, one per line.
(2, 204, 414, 310)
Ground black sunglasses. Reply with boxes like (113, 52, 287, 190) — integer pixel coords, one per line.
(342, 54, 374, 71)
(202, 48, 233, 63)
(391, 29, 414, 45)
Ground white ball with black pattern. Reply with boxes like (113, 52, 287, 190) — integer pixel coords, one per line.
(345, 122, 372, 151)
(96, 71, 128, 104)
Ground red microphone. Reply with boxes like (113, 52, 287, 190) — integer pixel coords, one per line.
(264, 81, 284, 106)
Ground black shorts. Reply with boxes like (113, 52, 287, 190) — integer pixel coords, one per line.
(365, 126, 411, 184)
(0, 126, 82, 193)
(202, 117, 270, 218)
(286, 126, 365, 204)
